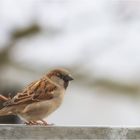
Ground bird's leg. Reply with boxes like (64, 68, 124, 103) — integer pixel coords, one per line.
(25, 120, 50, 125)
(40, 120, 54, 126)
(25, 121, 38, 125)
(31, 121, 39, 125)
(31, 121, 44, 125)
(25, 121, 31, 125)
(40, 120, 49, 125)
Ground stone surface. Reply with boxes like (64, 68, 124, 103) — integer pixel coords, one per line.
(0, 125, 140, 139)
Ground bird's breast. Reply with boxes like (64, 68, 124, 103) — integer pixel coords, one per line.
(18, 91, 65, 121)
(47, 92, 64, 114)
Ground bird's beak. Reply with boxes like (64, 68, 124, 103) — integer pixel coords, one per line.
(65, 75, 74, 81)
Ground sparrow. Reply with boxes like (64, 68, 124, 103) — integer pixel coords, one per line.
(0, 68, 73, 125)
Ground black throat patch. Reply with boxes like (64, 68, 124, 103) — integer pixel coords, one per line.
(64, 81, 69, 89)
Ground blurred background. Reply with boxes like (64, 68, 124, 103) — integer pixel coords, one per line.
(0, 0, 140, 126)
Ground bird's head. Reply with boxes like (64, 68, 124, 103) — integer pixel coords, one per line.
(47, 68, 73, 89)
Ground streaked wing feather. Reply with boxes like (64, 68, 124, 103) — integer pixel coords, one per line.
(3, 78, 57, 107)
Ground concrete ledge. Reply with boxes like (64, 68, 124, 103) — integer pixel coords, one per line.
(0, 125, 140, 139)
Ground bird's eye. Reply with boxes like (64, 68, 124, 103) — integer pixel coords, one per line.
(57, 73, 65, 79)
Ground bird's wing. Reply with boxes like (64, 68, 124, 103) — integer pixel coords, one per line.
(3, 78, 57, 107)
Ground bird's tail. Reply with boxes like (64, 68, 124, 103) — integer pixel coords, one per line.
(0, 107, 13, 116)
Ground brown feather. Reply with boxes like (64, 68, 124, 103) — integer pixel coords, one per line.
(3, 78, 57, 107)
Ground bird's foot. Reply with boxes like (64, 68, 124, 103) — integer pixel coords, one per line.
(25, 120, 54, 126)
(25, 121, 38, 125)
(40, 120, 54, 126)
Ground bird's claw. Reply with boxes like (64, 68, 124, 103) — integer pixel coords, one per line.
(24, 120, 54, 126)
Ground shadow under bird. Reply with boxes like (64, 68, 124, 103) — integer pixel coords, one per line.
(0, 68, 73, 125)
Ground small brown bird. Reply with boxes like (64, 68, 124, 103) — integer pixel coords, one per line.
(0, 68, 73, 125)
